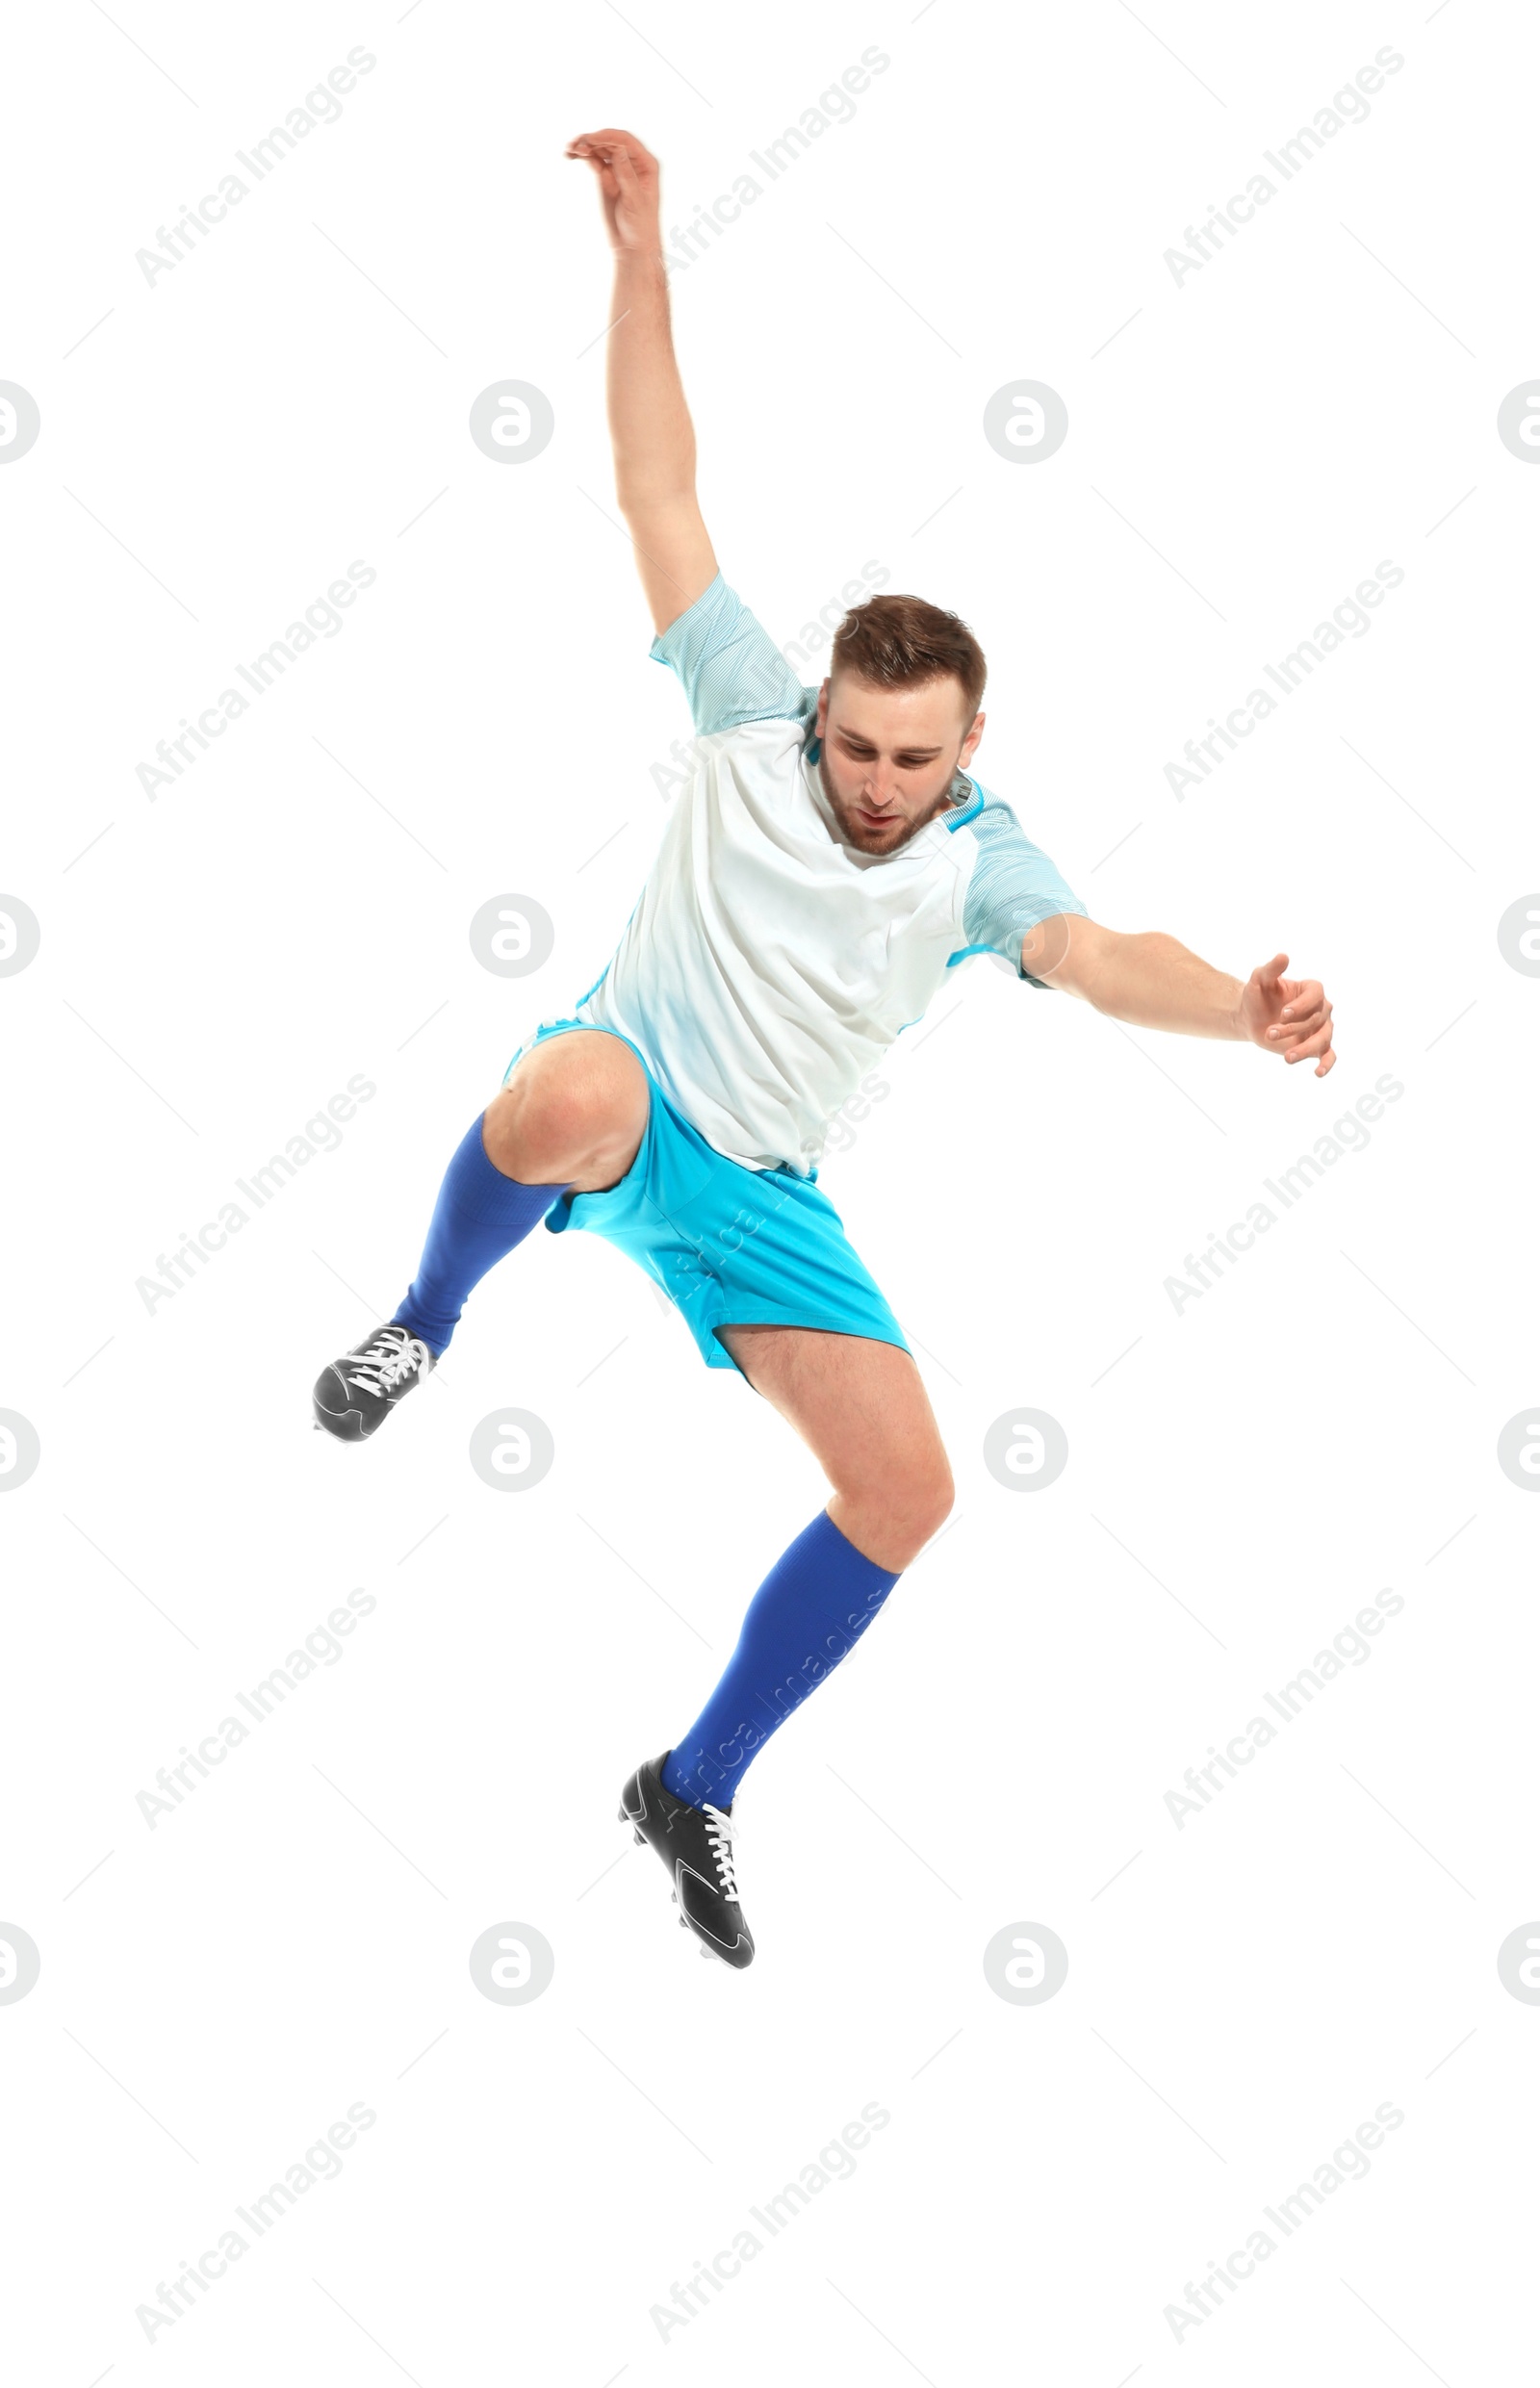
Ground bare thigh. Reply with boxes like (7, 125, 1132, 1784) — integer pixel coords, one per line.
(718, 1324, 954, 1572)
(484, 1030, 650, 1193)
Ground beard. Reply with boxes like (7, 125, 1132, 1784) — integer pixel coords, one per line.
(815, 749, 957, 855)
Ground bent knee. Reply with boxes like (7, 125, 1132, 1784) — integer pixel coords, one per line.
(488, 1042, 645, 1182)
(911, 1456, 955, 1544)
(842, 1447, 954, 1568)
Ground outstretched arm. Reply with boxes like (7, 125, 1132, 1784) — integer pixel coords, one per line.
(1022, 918, 1338, 1076)
(567, 127, 717, 633)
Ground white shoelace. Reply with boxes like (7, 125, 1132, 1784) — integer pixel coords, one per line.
(702, 1806, 739, 1900)
(346, 1327, 430, 1398)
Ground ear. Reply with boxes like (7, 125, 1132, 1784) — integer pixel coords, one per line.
(961, 709, 986, 766)
(815, 679, 831, 733)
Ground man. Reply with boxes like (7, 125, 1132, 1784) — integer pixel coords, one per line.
(312, 129, 1337, 1970)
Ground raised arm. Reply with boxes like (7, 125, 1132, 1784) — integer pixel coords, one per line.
(1023, 918, 1338, 1076)
(567, 128, 718, 633)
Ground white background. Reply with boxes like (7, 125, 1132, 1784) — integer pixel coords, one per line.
(3, 0, 1535, 2379)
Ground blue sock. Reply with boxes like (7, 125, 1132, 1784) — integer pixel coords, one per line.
(662, 1510, 901, 1810)
(393, 1114, 570, 1354)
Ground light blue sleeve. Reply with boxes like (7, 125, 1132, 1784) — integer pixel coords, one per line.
(960, 792, 1087, 986)
(650, 573, 815, 736)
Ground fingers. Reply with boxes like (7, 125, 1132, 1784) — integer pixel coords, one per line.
(565, 138, 613, 191)
(1281, 1014, 1334, 1066)
(1267, 1005, 1325, 1045)
(566, 129, 657, 178)
(610, 141, 644, 197)
(1268, 984, 1326, 1042)
(1252, 950, 1290, 991)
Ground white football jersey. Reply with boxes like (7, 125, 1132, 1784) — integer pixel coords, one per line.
(520, 577, 1085, 1175)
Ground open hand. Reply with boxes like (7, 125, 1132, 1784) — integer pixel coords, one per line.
(565, 128, 660, 253)
(1238, 952, 1337, 1076)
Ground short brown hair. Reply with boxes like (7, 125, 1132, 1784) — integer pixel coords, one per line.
(830, 593, 987, 722)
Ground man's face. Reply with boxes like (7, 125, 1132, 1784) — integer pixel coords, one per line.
(813, 672, 985, 855)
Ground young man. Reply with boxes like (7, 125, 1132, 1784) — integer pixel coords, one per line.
(312, 130, 1337, 1969)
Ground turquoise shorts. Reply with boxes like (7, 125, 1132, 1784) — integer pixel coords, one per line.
(501, 1019, 911, 1380)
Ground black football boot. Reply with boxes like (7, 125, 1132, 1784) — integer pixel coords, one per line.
(313, 1322, 435, 1441)
(619, 1752, 755, 1969)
